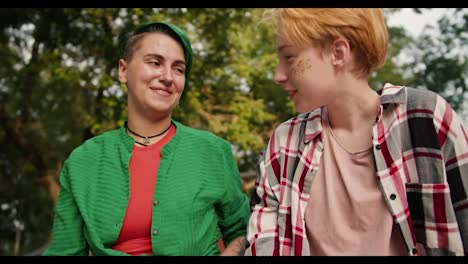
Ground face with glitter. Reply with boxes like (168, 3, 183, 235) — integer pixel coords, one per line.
(273, 34, 339, 113)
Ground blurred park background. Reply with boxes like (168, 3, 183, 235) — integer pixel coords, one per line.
(0, 8, 467, 256)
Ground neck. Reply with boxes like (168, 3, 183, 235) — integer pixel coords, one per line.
(326, 78, 380, 132)
(127, 117, 172, 137)
(127, 98, 173, 135)
(126, 110, 172, 146)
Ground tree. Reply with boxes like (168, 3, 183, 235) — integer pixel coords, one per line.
(392, 8, 468, 114)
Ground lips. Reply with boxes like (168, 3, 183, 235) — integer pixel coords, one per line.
(285, 89, 297, 100)
(150, 87, 173, 96)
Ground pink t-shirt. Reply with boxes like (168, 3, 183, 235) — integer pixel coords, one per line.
(111, 124, 175, 256)
(304, 109, 408, 256)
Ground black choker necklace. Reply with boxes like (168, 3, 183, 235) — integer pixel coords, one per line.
(126, 123, 172, 146)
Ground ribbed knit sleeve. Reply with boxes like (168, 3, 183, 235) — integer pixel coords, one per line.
(216, 140, 250, 245)
(42, 161, 89, 255)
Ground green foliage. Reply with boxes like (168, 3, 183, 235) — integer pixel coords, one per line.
(370, 25, 415, 90)
(0, 137, 54, 256)
(407, 9, 468, 111)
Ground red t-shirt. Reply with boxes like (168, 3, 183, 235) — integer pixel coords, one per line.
(111, 124, 175, 255)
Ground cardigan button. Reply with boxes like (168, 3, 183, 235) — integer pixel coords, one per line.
(153, 199, 159, 206)
(152, 229, 159, 236)
(390, 193, 397, 200)
(375, 144, 381, 150)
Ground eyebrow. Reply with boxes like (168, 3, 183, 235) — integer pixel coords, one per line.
(143, 53, 186, 66)
(277, 44, 292, 53)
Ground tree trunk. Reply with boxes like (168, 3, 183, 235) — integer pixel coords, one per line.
(0, 104, 59, 203)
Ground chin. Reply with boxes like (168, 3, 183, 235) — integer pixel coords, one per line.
(145, 105, 170, 116)
(296, 104, 319, 114)
(148, 100, 173, 110)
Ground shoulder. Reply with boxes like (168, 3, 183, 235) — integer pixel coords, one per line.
(65, 128, 121, 164)
(272, 108, 322, 141)
(175, 121, 231, 148)
(380, 84, 446, 114)
(405, 86, 441, 110)
(402, 86, 457, 124)
(275, 110, 315, 133)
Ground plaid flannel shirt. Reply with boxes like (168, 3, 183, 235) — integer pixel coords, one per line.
(245, 84, 468, 256)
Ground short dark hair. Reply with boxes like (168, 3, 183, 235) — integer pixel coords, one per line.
(120, 24, 182, 61)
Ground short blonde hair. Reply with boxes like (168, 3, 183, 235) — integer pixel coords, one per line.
(269, 8, 388, 79)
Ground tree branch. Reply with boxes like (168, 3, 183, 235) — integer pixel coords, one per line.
(0, 104, 59, 202)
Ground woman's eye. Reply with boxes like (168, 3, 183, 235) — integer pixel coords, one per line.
(282, 54, 294, 61)
(285, 57, 296, 65)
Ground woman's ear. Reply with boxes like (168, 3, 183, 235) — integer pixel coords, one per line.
(331, 38, 350, 67)
(118, 59, 128, 84)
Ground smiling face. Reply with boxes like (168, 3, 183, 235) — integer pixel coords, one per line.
(273, 34, 339, 113)
(119, 32, 186, 120)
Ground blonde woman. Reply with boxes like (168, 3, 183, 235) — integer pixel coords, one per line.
(245, 8, 467, 256)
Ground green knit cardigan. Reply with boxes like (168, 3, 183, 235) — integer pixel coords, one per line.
(43, 120, 250, 256)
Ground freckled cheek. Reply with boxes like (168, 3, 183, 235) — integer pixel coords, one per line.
(292, 58, 312, 74)
(289, 59, 313, 84)
(289, 66, 306, 83)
